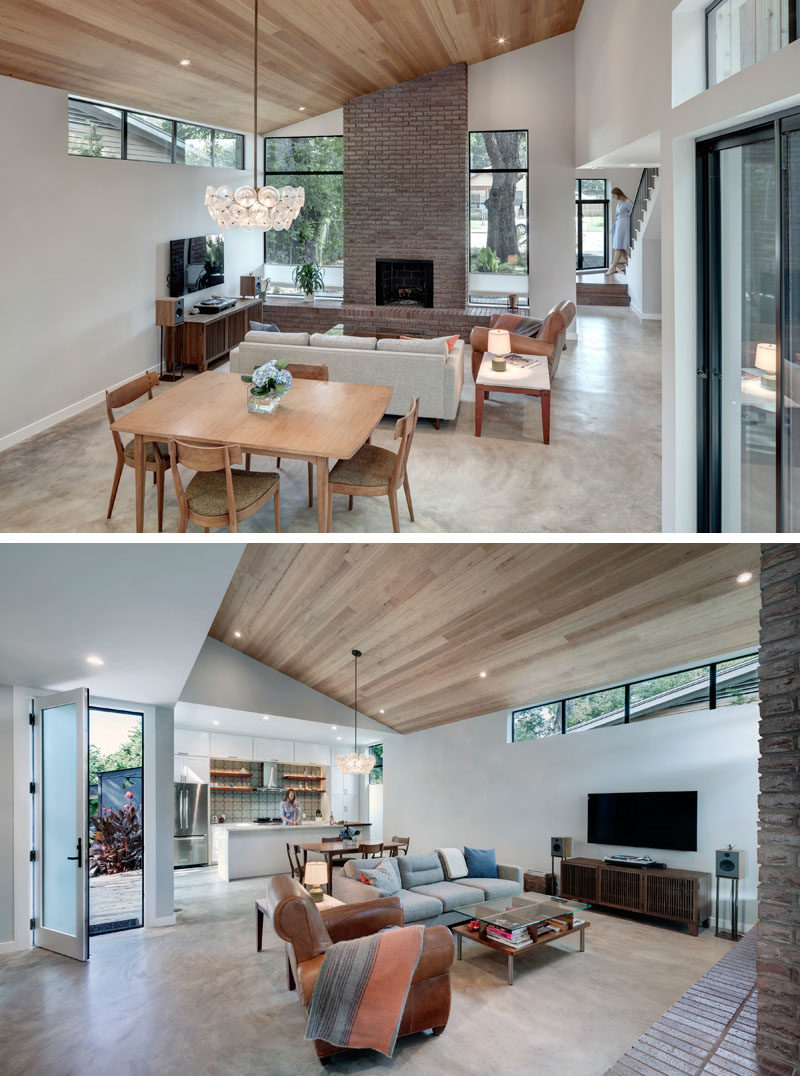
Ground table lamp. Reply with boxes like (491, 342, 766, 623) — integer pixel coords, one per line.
(755, 342, 777, 386)
(304, 860, 327, 903)
(487, 328, 511, 372)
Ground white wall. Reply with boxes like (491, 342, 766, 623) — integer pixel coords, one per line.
(384, 702, 759, 931)
(0, 75, 263, 450)
(0, 685, 15, 948)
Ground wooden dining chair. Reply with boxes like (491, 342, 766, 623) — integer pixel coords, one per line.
(245, 363, 329, 508)
(390, 836, 410, 857)
(358, 841, 384, 859)
(168, 439, 279, 533)
(105, 370, 169, 531)
(321, 835, 347, 867)
(291, 844, 306, 884)
(286, 841, 300, 880)
(327, 395, 419, 533)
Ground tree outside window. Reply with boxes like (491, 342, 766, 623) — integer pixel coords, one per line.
(469, 131, 528, 278)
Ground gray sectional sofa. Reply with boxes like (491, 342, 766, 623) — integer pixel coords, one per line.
(333, 850, 524, 926)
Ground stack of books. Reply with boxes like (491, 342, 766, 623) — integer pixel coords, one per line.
(485, 923, 534, 948)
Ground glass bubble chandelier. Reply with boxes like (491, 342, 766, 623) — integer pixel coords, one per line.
(336, 650, 377, 776)
(205, 0, 304, 232)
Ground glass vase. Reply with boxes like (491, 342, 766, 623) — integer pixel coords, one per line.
(247, 391, 281, 414)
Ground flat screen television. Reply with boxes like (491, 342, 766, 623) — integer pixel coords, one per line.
(168, 234, 224, 297)
(587, 791, 698, 852)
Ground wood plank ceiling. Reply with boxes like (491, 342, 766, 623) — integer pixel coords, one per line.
(0, 0, 584, 132)
(208, 543, 762, 734)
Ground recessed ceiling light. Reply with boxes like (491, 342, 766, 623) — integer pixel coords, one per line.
(86, 655, 104, 666)
(479, 671, 488, 679)
(262, 715, 270, 721)
(497, 37, 506, 44)
(212, 720, 220, 726)
(179, 58, 191, 67)
(298, 106, 306, 111)
(736, 572, 754, 585)
(336, 736, 342, 740)
(331, 725, 337, 730)
(378, 709, 385, 715)
(234, 631, 242, 638)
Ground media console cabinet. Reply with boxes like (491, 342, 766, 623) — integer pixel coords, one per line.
(560, 857, 711, 936)
(162, 298, 263, 375)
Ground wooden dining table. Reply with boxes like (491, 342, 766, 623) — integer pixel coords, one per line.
(296, 840, 401, 895)
(110, 370, 393, 532)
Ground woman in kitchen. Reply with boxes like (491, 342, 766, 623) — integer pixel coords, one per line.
(281, 787, 302, 826)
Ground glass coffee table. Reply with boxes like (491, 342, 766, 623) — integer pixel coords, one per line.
(452, 894, 591, 985)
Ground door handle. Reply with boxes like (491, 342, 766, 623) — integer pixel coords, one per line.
(67, 837, 82, 867)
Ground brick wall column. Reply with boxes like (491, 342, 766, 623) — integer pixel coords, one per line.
(757, 543, 800, 1076)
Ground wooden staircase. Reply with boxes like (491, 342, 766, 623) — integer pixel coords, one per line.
(576, 280, 630, 307)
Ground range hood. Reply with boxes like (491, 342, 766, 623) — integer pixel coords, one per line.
(262, 761, 280, 789)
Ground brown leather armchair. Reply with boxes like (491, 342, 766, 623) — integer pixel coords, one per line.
(266, 875, 454, 1062)
(469, 300, 577, 381)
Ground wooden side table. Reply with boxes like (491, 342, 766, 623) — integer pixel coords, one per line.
(474, 355, 551, 442)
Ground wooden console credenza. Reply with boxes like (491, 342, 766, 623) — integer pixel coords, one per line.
(560, 857, 711, 936)
(163, 298, 263, 375)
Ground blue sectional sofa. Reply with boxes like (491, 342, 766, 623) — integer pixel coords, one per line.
(333, 850, 524, 926)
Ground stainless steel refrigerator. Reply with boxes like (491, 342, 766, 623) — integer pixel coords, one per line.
(174, 782, 209, 868)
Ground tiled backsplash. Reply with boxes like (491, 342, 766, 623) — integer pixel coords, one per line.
(209, 759, 327, 824)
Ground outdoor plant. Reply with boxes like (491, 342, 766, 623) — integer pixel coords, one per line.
(292, 259, 325, 297)
(472, 246, 501, 273)
(90, 802, 143, 875)
(241, 357, 292, 398)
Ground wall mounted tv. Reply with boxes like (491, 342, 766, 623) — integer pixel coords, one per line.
(587, 791, 698, 852)
(169, 234, 224, 297)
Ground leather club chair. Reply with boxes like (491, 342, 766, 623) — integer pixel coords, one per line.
(469, 300, 577, 382)
(266, 874, 454, 1062)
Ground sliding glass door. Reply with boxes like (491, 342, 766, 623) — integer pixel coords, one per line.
(697, 107, 800, 531)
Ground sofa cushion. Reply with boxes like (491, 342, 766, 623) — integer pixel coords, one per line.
(244, 330, 309, 346)
(397, 852, 445, 889)
(408, 881, 483, 913)
(464, 847, 498, 879)
(456, 877, 522, 900)
(436, 848, 468, 880)
(344, 857, 402, 888)
(357, 860, 402, 897)
(249, 320, 279, 332)
(310, 332, 377, 351)
(376, 337, 448, 357)
(396, 888, 444, 923)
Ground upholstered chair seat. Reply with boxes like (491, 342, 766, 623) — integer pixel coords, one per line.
(184, 468, 278, 517)
(123, 439, 169, 463)
(329, 444, 399, 488)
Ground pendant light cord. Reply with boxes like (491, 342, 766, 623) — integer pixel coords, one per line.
(253, 0, 259, 189)
(353, 651, 358, 754)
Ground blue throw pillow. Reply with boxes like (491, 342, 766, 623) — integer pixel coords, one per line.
(358, 860, 401, 897)
(249, 321, 279, 332)
(464, 846, 498, 879)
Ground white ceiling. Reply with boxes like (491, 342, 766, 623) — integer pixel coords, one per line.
(580, 131, 662, 169)
(174, 701, 385, 746)
(0, 543, 244, 705)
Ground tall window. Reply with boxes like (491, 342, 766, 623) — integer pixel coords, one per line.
(575, 179, 609, 270)
(707, 0, 798, 87)
(469, 131, 528, 294)
(68, 97, 244, 169)
(263, 136, 343, 292)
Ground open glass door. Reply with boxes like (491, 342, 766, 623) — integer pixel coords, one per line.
(34, 688, 89, 961)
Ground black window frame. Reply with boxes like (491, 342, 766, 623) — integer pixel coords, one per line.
(262, 135, 344, 269)
(468, 129, 530, 278)
(575, 178, 610, 271)
(68, 96, 244, 169)
(510, 653, 758, 743)
(706, 0, 800, 89)
(696, 103, 800, 533)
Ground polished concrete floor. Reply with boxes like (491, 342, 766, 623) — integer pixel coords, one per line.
(0, 309, 661, 533)
(0, 866, 733, 1076)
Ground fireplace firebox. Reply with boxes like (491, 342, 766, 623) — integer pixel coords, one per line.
(375, 259, 434, 307)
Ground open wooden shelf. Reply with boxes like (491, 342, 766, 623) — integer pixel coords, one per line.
(210, 786, 257, 792)
(282, 773, 325, 780)
(210, 770, 253, 777)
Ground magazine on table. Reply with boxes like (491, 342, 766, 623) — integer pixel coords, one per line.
(506, 353, 543, 370)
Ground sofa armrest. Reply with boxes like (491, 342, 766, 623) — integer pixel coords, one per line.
(321, 896, 403, 942)
(497, 863, 524, 885)
(332, 874, 381, 904)
(412, 924, 455, 984)
(442, 342, 464, 421)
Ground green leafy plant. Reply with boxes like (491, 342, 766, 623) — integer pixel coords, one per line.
(90, 803, 143, 875)
(292, 260, 325, 296)
(472, 246, 501, 273)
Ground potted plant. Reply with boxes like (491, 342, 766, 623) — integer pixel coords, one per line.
(292, 260, 325, 302)
(241, 357, 292, 413)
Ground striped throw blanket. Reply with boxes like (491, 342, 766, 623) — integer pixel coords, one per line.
(305, 925, 424, 1057)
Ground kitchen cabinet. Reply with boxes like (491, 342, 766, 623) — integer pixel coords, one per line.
(330, 765, 357, 796)
(252, 736, 294, 764)
(209, 824, 226, 866)
(210, 733, 253, 761)
(294, 742, 331, 767)
(174, 728, 210, 755)
(330, 791, 360, 824)
(174, 754, 210, 783)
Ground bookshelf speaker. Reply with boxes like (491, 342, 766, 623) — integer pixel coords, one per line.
(551, 837, 573, 858)
(155, 298, 184, 326)
(240, 275, 261, 298)
(715, 849, 744, 879)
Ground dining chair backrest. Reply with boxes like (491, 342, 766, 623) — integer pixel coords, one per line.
(286, 363, 329, 382)
(321, 836, 340, 843)
(286, 841, 298, 879)
(390, 836, 410, 856)
(358, 841, 384, 859)
(291, 844, 305, 883)
(168, 439, 244, 530)
(390, 396, 419, 492)
(105, 370, 160, 458)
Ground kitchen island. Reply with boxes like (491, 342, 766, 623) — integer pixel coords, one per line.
(217, 822, 372, 881)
